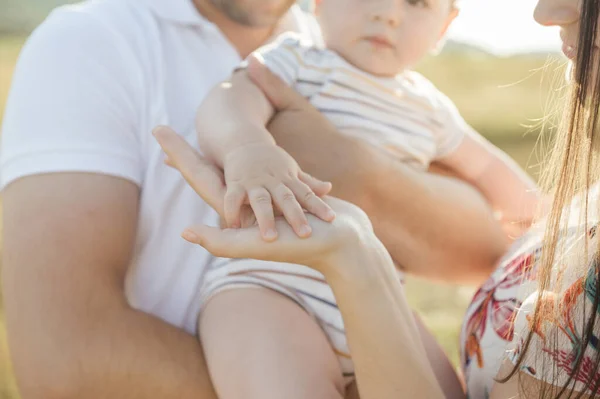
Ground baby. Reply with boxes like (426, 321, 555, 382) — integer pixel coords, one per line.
(194, 0, 541, 397)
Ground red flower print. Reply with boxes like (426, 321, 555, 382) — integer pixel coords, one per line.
(463, 250, 539, 369)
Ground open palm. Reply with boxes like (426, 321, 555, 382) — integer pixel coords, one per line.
(153, 126, 375, 274)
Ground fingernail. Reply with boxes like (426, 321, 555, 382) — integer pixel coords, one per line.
(264, 229, 278, 241)
(326, 209, 336, 221)
(152, 126, 163, 137)
(299, 224, 312, 237)
(182, 230, 199, 242)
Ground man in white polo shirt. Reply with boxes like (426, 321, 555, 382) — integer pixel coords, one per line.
(0, 0, 508, 397)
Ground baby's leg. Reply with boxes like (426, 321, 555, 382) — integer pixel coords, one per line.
(200, 287, 345, 399)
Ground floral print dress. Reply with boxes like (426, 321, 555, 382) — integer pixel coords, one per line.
(460, 190, 600, 398)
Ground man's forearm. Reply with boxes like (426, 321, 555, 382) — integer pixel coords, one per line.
(3, 174, 217, 399)
(12, 300, 217, 399)
(78, 306, 216, 399)
(357, 149, 509, 283)
(270, 118, 508, 283)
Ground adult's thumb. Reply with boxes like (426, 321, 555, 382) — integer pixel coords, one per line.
(246, 54, 308, 112)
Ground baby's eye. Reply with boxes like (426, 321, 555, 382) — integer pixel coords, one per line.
(406, 0, 428, 7)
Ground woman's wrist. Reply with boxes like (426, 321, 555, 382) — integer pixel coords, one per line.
(322, 232, 446, 399)
(321, 231, 398, 292)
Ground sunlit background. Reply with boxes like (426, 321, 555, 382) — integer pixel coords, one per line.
(0, 1, 567, 398)
(300, 0, 562, 54)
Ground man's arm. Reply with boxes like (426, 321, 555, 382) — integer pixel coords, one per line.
(273, 128, 508, 283)
(2, 173, 217, 399)
(247, 59, 509, 284)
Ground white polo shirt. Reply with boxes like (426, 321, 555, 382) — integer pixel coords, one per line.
(0, 0, 322, 334)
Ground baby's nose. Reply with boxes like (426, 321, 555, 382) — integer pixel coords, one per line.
(369, 0, 402, 27)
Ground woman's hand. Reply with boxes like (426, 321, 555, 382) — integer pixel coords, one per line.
(153, 126, 448, 399)
(153, 126, 376, 277)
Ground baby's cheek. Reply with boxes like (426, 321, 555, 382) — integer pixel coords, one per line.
(407, 37, 436, 62)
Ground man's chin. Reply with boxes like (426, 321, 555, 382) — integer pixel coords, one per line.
(239, 10, 288, 28)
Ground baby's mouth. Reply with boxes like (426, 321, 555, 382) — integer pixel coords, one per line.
(364, 36, 396, 50)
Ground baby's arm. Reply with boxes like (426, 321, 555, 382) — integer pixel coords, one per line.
(438, 128, 549, 238)
(197, 33, 306, 166)
(196, 69, 275, 166)
(196, 69, 334, 241)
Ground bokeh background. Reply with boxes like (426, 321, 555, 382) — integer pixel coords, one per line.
(0, 0, 567, 397)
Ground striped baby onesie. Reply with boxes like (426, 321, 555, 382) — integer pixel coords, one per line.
(256, 32, 469, 169)
(199, 32, 470, 386)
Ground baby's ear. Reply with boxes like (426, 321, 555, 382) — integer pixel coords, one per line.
(440, 5, 460, 40)
(438, 6, 459, 41)
(431, 8, 459, 56)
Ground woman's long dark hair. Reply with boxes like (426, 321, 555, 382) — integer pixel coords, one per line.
(502, 0, 600, 397)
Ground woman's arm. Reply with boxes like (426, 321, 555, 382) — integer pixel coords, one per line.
(414, 313, 466, 397)
(246, 59, 509, 284)
(154, 127, 459, 399)
(327, 242, 448, 399)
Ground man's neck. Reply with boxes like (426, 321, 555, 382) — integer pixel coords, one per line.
(193, 0, 278, 58)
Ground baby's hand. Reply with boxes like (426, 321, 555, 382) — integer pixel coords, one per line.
(223, 143, 335, 241)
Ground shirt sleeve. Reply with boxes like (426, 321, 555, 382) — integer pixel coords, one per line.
(430, 86, 469, 159)
(508, 266, 600, 395)
(250, 32, 305, 87)
(0, 7, 144, 189)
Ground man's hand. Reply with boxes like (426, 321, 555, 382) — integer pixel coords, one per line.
(222, 142, 335, 241)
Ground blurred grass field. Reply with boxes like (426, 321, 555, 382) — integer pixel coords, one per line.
(1, 35, 20, 399)
(0, 36, 564, 398)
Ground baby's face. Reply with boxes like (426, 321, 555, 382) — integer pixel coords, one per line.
(315, 0, 457, 77)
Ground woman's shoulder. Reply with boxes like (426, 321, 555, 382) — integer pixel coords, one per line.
(461, 189, 600, 397)
(508, 258, 600, 394)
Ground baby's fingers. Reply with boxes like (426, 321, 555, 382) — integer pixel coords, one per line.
(248, 187, 278, 241)
(268, 183, 311, 238)
(288, 179, 336, 223)
(224, 184, 246, 229)
(299, 171, 332, 197)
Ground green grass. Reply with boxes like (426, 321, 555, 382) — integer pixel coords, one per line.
(0, 35, 561, 398)
(0, 35, 18, 399)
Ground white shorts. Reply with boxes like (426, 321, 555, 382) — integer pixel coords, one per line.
(199, 258, 356, 383)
